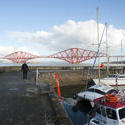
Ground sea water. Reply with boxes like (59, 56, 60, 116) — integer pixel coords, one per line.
(63, 98, 89, 125)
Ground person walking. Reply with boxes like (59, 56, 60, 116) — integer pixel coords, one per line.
(21, 63, 29, 79)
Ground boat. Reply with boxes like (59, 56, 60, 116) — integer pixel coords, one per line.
(89, 91, 125, 125)
(93, 74, 125, 86)
(73, 84, 117, 106)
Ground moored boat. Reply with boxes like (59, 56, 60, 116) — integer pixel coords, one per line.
(89, 91, 125, 125)
(74, 84, 117, 102)
(73, 84, 117, 112)
(93, 74, 125, 86)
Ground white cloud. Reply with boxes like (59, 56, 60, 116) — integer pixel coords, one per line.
(7, 20, 125, 55)
(13, 46, 40, 55)
(107, 25, 125, 50)
(0, 46, 14, 56)
(0, 46, 39, 57)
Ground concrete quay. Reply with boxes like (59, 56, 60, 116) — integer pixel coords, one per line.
(0, 71, 72, 125)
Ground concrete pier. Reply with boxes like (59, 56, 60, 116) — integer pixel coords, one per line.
(0, 71, 72, 125)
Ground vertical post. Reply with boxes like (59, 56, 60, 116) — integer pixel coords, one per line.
(96, 8, 100, 83)
(36, 68, 39, 86)
(117, 57, 119, 73)
(55, 73, 62, 102)
(115, 75, 118, 91)
(121, 40, 123, 73)
(121, 40, 123, 61)
(105, 22, 109, 75)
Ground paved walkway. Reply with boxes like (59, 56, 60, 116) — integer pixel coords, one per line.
(0, 71, 55, 125)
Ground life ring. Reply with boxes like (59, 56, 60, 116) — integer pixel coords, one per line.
(105, 94, 118, 103)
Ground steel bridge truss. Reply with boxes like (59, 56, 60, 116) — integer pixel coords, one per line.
(3, 51, 41, 63)
(1, 48, 106, 64)
(48, 48, 106, 64)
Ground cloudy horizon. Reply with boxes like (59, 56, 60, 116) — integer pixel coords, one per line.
(0, 0, 125, 63)
(0, 19, 124, 57)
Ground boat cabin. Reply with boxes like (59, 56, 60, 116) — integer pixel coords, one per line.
(89, 91, 125, 125)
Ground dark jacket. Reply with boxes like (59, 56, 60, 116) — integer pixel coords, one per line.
(21, 63, 29, 72)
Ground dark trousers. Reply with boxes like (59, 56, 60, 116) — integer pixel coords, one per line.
(23, 71, 27, 79)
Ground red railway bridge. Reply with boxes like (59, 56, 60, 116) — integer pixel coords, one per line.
(0, 48, 124, 64)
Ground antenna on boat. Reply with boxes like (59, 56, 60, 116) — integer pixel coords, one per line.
(105, 22, 109, 76)
(96, 8, 100, 83)
(121, 39, 123, 73)
(121, 39, 123, 61)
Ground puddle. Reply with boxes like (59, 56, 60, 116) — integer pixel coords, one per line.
(8, 88, 19, 91)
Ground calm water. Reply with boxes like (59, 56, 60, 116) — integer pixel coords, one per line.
(63, 98, 90, 125)
(60, 85, 91, 125)
(60, 84, 86, 98)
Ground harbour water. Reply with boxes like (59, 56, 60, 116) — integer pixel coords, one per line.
(63, 98, 89, 125)
(60, 85, 90, 125)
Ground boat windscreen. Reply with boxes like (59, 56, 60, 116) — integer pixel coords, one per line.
(106, 108, 117, 120)
(119, 107, 125, 119)
(106, 89, 118, 94)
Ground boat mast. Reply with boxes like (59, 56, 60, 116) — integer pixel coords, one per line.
(121, 39, 123, 73)
(121, 40, 123, 59)
(105, 22, 109, 75)
(96, 8, 100, 83)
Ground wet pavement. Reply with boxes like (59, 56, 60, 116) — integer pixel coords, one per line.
(0, 70, 92, 125)
(0, 71, 56, 125)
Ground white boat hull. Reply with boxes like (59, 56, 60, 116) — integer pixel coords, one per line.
(93, 78, 125, 86)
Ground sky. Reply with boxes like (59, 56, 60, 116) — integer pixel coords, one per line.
(0, 0, 125, 63)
